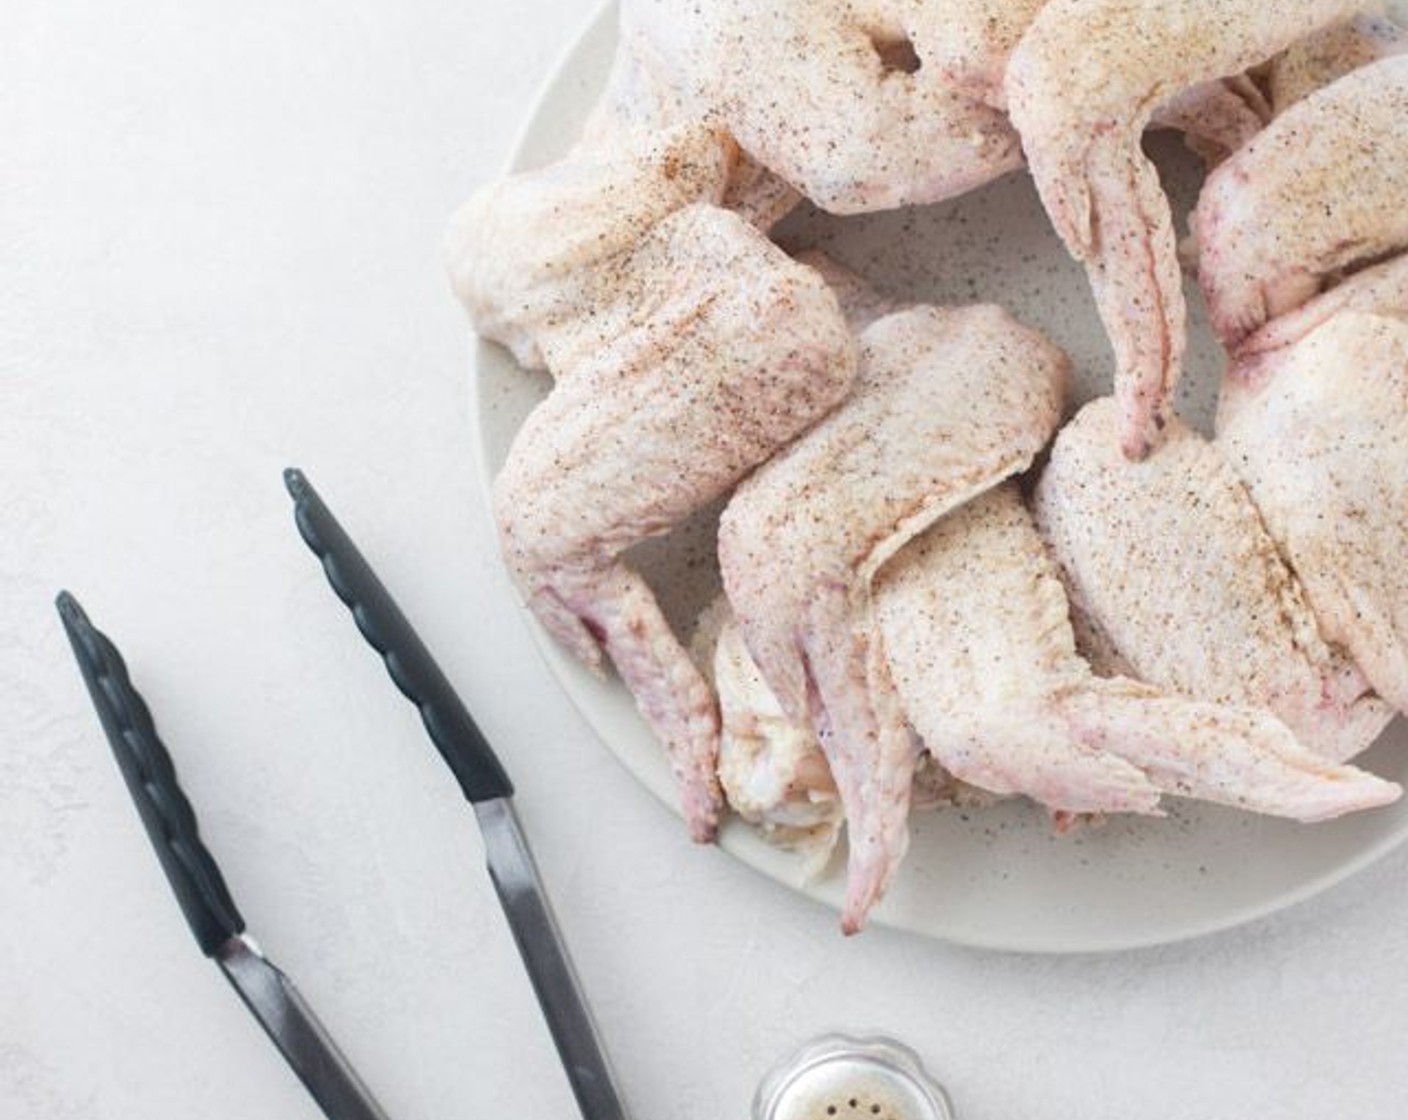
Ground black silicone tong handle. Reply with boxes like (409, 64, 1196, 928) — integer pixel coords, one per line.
(284, 468, 514, 804)
(56, 591, 245, 955)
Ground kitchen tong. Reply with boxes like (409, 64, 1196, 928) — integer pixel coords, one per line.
(56, 469, 626, 1120)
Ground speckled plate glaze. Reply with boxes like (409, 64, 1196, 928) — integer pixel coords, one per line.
(472, 1, 1408, 952)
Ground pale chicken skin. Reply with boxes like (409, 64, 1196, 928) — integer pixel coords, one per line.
(1237, 252, 1408, 361)
(1034, 397, 1393, 763)
(446, 123, 732, 372)
(1264, 8, 1408, 113)
(1193, 55, 1408, 350)
(496, 204, 856, 841)
(928, 0, 1268, 151)
(876, 484, 1399, 820)
(1006, 0, 1364, 457)
(1219, 312, 1408, 716)
(713, 481, 1399, 867)
(618, 0, 1026, 215)
(1222, 244, 1408, 397)
(615, 0, 1265, 219)
(577, 33, 801, 230)
(792, 251, 907, 335)
(918, 0, 1049, 109)
(718, 303, 1066, 931)
(1199, 50, 1408, 719)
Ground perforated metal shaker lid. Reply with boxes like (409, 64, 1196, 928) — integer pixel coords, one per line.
(753, 1034, 955, 1120)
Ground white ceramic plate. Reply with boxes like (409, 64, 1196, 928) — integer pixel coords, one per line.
(472, 2, 1408, 952)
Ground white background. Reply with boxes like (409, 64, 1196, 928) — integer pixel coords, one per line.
(5, 1, 1408, 1117)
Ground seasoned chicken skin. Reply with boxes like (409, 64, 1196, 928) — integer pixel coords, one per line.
(495, 204, 856, 841)
(792, 251, 907, 335)
(614, 0, 1269, 220)
(714, 480, 1399, 866)
(1006, 0, 1363, 457)
(1195, 42, 1408, 721)
(578, 34, 801, 230)
(1231, 253, 1408, 394)
(1219, 311, 1408, 715)
(1193, 56, 1408, 350)
(917, 0, 1049, 109)
(924, 0, 1267, 153)
(1210, 239, 1408, 718)
(618, 0, 1026, 215)
(1034, 397, 1392, 763)
(877, 484, 1399, 820)
(719, 303, 1066, 931)
(446, 123, 732, 372)
(1236, 252, 1408, 362)
(1264, 8, 1408, 113)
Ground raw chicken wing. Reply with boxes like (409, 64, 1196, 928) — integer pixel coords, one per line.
(578, 34, 801, 230)
(496, 204, 855, 840)
(792, 251, 906, 335)
(619, 0, 1025, 214)
(713, 614, 846, 864)
(1264, 8, 1408, 113)
(713, 480, 1399, 866)
(1218, 251, 1408, 389)
(1194, 56, 1408, 350)
(1006, 0, 1363, 456)
(1034, 397, 1392, 762)
(719, 303, 1066, 930)
(877, 485, 1399, 820)
(446, 123, 732, 372)
(914, 0, 1266, 150)
(919, 0, 1049, 109)
(1219, 311, 1408, 714)
(1237, 252, 1408, 360)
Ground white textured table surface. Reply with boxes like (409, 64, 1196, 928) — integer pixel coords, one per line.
(6, 2, 1408, 1118)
